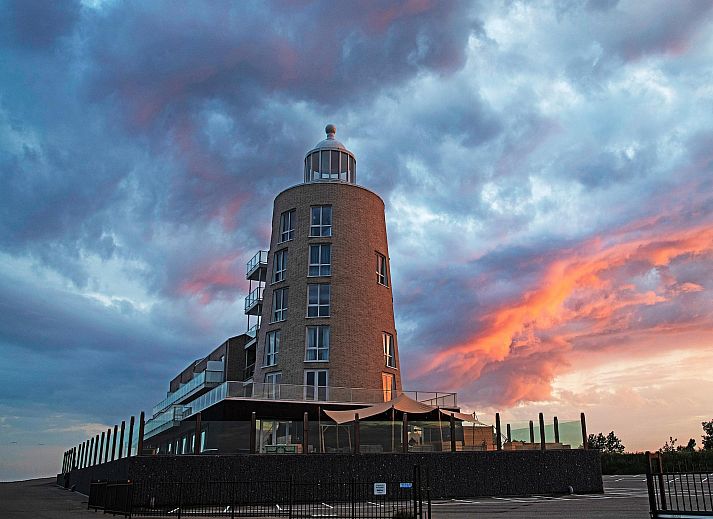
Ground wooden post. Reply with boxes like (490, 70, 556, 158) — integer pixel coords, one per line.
(78, 443, 83, 468)
(506, 423, 512, 443)
(354, 413, 360, 454)
(194, 413, 202, 455)
(450, 413, 456, 452)
(529, 420, 535, 443)
(90, 437, 95, 466)
(402, 412, 408, 453)
(539, 413, 546, 451)
(495, 413, 502, 451)
(137, 412, 145, 456)
(127, 416, 135, 457)
(302, 412, 309, 454)
(105, 429, 111, 462)
(111, 425, 118, 461)
(580, 412, 588, 449)
(99, 432, 105, 464)
(118, 420, 126, 458)
(553, 417, 560, 444)
(249, 412, 256, 454)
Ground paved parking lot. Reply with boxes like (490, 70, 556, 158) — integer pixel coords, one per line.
(430, 475, 650, 518)
(0, 475, 652, 518)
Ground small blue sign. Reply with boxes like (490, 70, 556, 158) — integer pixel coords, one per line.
(400, 482, 413, 489)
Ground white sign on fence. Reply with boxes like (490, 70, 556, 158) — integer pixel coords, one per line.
(373, 483, 387, 495)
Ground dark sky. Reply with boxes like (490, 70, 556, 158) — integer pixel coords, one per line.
(1, 0, 713, 479)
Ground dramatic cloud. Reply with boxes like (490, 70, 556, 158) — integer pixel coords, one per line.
(1, 0, 712, 478)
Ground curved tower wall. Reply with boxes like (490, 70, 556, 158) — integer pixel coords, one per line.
(253, 180, 402, 394)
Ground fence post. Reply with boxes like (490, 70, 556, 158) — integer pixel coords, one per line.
(112, 425, 118, 461)
(194, 413, 202, 455)
(250, 412, 256, 454)
(119, 421, 126, 459)
(78, 443, 83, 469)
(402, 412, 409, 453)
(90, 437, 96, 466)
(506, 423, 511, 443)
(495, 413, 502, 451)
(303, 412, 309, 454)
(137, 412, 145, 456)
(354, 413, 360, 455)
(94, 434, 100, 465)
(580, 412, 588, 449)
(529, 420, 535, 444)
(127, 416, 135, 457)
(553, 417, 560, 444)
(655, 453, 667, 510)
(99, 432, 105, 464)
(450, 413, 456, 452)
(645, 451, 659, 515)
(539, 413, 546, 451)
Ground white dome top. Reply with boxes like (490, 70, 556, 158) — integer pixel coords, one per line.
(311, 124, 348, 151)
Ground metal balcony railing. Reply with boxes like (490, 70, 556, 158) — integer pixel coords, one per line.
(243, 363, 255, 381)
(246, 323, 259, 338)
(246, 250, 268, 280)
(244, 286, 263, 314)
(152, 369, 224, 416)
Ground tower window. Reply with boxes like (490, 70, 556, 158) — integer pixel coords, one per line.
(279, 209, 295, 242)
(304, 369, 328, 401)
(376, 253, 389, 286)
(381, 372, 395, 402)
(383, 332, 395, 368)
(271, 288, 288, 323)
(272, 249, 287, 283)
(306, 326, 330, 361)
(307, 284, 330, 317)
(308, 244, 331, 277)
(264, 331, 280, 366)
(310, 206, 332, 237)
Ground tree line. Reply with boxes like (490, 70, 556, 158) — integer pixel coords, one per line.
(587, 419, 713, 453)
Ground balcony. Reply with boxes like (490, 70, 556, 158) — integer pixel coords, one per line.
(244, 286, 263, 315)
(144, 405, 189, 439)
(246, 250, 268, 281)
(246, 323, 259, 339)
(182, 381, 457, 418)
(243, 363, 255, 381)
(152, 368, 224, 416)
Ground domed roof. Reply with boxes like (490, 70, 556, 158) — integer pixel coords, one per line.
(311, 124, 348, 151)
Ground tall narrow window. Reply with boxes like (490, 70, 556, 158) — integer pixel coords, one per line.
(376, 253, 388, 286)
(308, 244, 331, 276)
(304, 369, 328, 401)
(306, 326, 330, 361)
(271, 288, 288, 322)
(279, 209, 295, 242)
(272, 249, 287, 283)
(383, 332, 395, 368)
(382, 373, 395, 402)
(264, 331, 280, 366)
(307, 284, 330, 317)
(310, 206, 332, 237)
(265, 372, 282, 399)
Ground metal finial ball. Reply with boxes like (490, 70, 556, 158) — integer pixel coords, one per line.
(325, 124, 336, 136)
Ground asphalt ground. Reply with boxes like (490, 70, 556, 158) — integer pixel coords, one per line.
(0, 475, 653, 518)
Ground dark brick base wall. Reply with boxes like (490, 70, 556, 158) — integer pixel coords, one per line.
(61, 449, 602, 498)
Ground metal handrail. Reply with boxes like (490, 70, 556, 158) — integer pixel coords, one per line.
(244, 286, 263, 312)
(246, 250, 268, 276)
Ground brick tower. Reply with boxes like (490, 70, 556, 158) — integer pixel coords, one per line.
(248, 124, 402, 402)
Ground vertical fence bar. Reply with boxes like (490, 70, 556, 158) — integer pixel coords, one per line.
(495, 413, 502, 451)
(111, 425, 118, 461)
(194, 413, 202, 455)
(137, 412, 145, 456)
(580, 412, 588, 449)
(303, 411, 309, 454)
(104, 428, 111, 462)
(99, 432, 105, 464)
(354, 413, 360, 454)
(250, 412, 256, 454)
(118, 420, 125, 459)
(554, 417, 560, 444)
(506, 423, 511, 443)
(645, 451, 659, 515)
(450, 413, 456, 452)
(90, 437, 96, 466)
(402, 412, 409, 453)
(78, 443, 83, 469)
(539, 413, 546, 451)
(657, 453, 668, 511)
(529, 421, 535, 444)
(127, 416, 135, 457)
(94, 434, 100, 465)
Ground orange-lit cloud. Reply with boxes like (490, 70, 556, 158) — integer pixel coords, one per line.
(416, 219, 713, 407)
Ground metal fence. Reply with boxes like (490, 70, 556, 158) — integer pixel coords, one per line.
(646, 451, 713, 518)
(88, 465, 430, 518)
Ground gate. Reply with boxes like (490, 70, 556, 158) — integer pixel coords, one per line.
(646, 451, 713, 518)
(88, 465, 431, 518)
